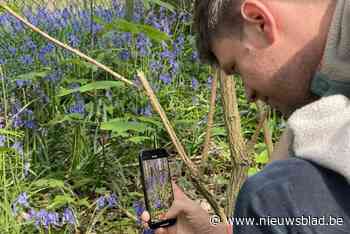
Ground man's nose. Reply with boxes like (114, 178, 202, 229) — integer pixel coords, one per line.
(244, 84, 257, 103)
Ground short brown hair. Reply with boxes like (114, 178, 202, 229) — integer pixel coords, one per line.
(193, 0, 244, 66)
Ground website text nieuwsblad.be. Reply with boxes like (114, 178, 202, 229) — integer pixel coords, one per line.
(227, 215, 344, 226)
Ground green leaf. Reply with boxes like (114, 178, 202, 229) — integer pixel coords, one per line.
(14, 68, 51, 81)
(248, 167, 260, 176)
(211, 127, 226, 137)
(76, 197, 90, 207)
(79, 81, 124, 92)
(0, 4, 21, 14)
(138, 24, 170, 42)
(146, 0, 175, 12)
(32, 179, 65, 189)
(0, 147, 15, 154)
(128, 136, 150, 144)
(47, 113, 84, 125)
(137, 116, 162, 128)
(57, 81, 123, 97)
(0, 129, 24, 138)
(255, 149, 269, 164)
(62, 58, 98, 72)
(47, 195, 75, 210)
(99, 18, 170, 43)
(101, 119, 148, 135)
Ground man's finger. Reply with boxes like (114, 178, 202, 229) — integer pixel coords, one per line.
(164, 199, 186, 220)
(154, 227, 167, 234)
(141, 211, 150, 229)
(141, 211, 150, 222)
(172, 180, 188, 200)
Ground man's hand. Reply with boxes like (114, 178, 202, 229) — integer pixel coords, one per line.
(141, 180, 227, 234)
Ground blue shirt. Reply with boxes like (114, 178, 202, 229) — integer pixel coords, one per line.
(233, 158, 350, 233)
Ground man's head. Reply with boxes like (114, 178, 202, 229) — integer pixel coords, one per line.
(194, 0, 337, 117)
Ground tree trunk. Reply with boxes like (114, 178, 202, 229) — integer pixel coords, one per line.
(219, 70, 253, 216)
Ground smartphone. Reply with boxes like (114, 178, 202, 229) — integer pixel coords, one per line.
(139, 148, 177, 229)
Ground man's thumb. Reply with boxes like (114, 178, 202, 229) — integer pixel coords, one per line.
(164, 200, 185, 220)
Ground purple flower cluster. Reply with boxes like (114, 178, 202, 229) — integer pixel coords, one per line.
(96, 193, 118, 210)
(28, 207, 76, 229)
(11, 101, 37, 129)
(12, 192, 76, 229)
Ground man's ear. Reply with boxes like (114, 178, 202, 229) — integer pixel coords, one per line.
(240, 0, 277, 49)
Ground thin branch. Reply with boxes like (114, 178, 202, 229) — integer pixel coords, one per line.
(257, 101, 274, 158)
(246, 110, 268, 156)
(200, 69, 218, 174)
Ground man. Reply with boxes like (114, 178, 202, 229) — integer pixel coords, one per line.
(143, 0, 350, 233)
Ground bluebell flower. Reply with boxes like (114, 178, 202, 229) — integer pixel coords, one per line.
(140, 104, 152, 116)
(19, 55, 33, 65)
(15, 79, 32, 88)
(8, 47, 17, 55)
(96, 196, 106, 209)
(150, 61, 162, 73)
(169, 58, 179, 74)
(191, 78, 199, 90)
(47, 212, 60, 226)
(107, 193, 118, 208)
(62, 8, 70, 21)
(12, 116, 23, 128)
(35, 209, 49, 228)
(136, 33, 152, 57)
(12, 141, 23, 156)
(68, 34, 80, 48)
(112, 0, 125, 17)
(179, 11, 191, 23)
(28, 208, 36, 220)
(143, 229, 155, 234)
(17, 192, 29, 207)
(155, 199, 162, 209)
(174, 34, 185, 56)
(159, 73, 172, 85)
(119, 49, 130, 60)
(12, 192, 29, 215)
(191, 51, 199, 61)
(69, 99, 85, 115)
(62, 208, 76, 225)
(0, 57, 6, 65)
(24, 39, 37, 51)
(24, 161, 30, 177)
(133, 1, 144, 22)
(207, 75, 213, 88)
(24, 120, 37, 129)
(133, 201, 144, 216)
(0, 135, 5, 147)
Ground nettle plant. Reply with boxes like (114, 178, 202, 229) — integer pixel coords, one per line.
(0, 1, 224, 233)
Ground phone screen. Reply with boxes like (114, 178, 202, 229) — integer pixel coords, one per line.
(141, 152, 173, 224)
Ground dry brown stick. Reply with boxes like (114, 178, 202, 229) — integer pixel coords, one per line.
(0, 4, 134, 87)
(257, 101, 274, 158)
(0, 4, 227, 221)
(200, 69, 218, 174)
(246, 110, 268, 156)
(137, 71, 227, 221)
